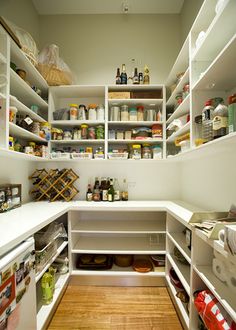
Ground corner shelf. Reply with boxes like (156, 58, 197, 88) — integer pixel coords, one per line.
(167, 122, 190, 143)
(166, 94, 190, 124)
(9, 122, 47, 142)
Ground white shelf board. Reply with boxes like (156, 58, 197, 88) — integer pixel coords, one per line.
(9, 122, 47, 142)
(165, 36, 189, 87)
(192, 0, 236, 62)
(166, 253, 190, 296)
(37, 272, 69, 330)
(167, 232, 191, 264)
(108, 84, 164, 91)
(0, 52, 7, 64)
(35, 241, 68, 283)
(108, 139, 163, 144)
(166, 68, 189, 106)
(108, 98, 163, 106)
(108, 121, 163, 126)
(10, 95, 46, 123)
(10, 69, 48, 110)
(166, 274, 190, 329)
(194, 265, 236, 322)
(10, 40, 48, 92)
(72, 264, 165, 277)
(50, 139, 105, 144)
(50, 85, 105, 98)
(0, 92, 6, 99)
(51, 120, 105, 126)
(72, 236, 166, 254)
(166, 94, 190, 124)
(167, 122, 190, 143)
(192, 33, 236, 91)
(0, 147, 48, 161)
(71, 219, 166, 233)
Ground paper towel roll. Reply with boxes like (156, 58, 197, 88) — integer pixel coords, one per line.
(212, 258, 227, 282)
(226, 271, 236, 294)
(218, 229, 225, 244)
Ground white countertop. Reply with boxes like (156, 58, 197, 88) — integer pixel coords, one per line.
(0, 200, 203, 257)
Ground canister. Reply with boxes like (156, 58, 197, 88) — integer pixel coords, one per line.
(96, 104, 105, 121)
(88, 104, 97, 121)
(129, 108, 137, 121)
(70, 104, 78, 120)
(81, 124, 88, 139)
(88, 127, 96, 140)
(78, 104, 87, 120)
(137, 106, 144, 121)
(63, 130, 72, 140)
(96, 125, 104, 139)
(152, 146, 162, 159)
(120, 105, 129, 121)
(110, 106, 120, 121)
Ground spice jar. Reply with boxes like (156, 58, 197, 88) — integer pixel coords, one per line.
(96, 125, 104, 139)
(137, 106, 144, 121)
(129, 108, 137, 121)
(69, 104, 78, 120)
(78, 104, 87, 120)
(96, 104, 105, 121)
(9, 106, 18, 123)
(130, 144, 141, 159)
(81, 124, 88, 139)
(88, 104, 97, 121)
(120, 105, 129, 121)
(142, 144, 152, 159)
(88, 127, 96, 139)
(9, 136, 14, 150)
(73, 128, 81, 140)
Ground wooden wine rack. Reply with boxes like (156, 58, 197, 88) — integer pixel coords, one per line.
(29, 168, 79, 202)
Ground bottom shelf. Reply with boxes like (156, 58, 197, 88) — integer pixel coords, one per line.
(37, 272, 69, 330)
(166, 274, 190, 329)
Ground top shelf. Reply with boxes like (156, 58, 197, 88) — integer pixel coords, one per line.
(108, 84, 164, 91)
(10, 40, 48, 93)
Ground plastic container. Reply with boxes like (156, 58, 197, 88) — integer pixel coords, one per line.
(81, 124, 88, 139)
(142, 144, 152, 159)
(96, 125, 104, 139)
(69, 104, 78, 120)
(137, 106, 144, 121)
(152, 146, 162, 159)
(9, 106, 18, 123)
(96, 104, 105, 121)
(130, 144, 141, 160)
(179, 140, 190, 152)
(110, 106, 120, 121)
(78, 104, 86, 120)
(120, 105, 129, 121)
(88, 104, 97, 121)
(129, 108, 137, 121)
(88, 127, 96, 140)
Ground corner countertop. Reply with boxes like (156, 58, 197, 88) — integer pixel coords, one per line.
(0, 200, 203, 257)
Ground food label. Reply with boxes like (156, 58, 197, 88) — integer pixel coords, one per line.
(24, 117, 33, 125)
(102, 190, 108, 201)
(213, 116, 228, 130)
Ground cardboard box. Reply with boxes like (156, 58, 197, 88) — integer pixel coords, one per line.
(108, 92, 130, 99)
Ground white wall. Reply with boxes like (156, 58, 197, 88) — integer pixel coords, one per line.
(0, 0, 40, 45)
(180, 150, 236, 211)
(0, 156, 36, 203)
(39, 14, 181, 84)
(43, 161, 182, 201)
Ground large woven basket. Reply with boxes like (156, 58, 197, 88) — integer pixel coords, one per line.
(37, 63, 72, 86)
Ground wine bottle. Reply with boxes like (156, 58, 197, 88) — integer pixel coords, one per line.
(120, 64, 127, 85)
(108, 178, 115, 202)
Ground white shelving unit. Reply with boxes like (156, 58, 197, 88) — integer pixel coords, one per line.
(167, 122, 190, 143)
(9, 122, 47, 143)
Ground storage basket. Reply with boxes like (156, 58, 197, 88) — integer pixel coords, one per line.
(37, 63, 72, 86)
(71, 153, 93, 160)
(108, 152, 128, 160)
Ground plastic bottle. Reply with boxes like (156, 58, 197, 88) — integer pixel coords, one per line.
(121, 179, 128, 201)
(228, 94, 236, 133)
(41, 272, 53, 305)
(202, 100, 214, 143)
(212, 101, 228, 139)
(113, 178, 120, 201)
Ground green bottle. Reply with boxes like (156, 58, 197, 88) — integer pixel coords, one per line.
(41, 271, 53, 305)
(228, 94, 236, 133)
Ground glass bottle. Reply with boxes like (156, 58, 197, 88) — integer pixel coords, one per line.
(213, 100, 228, 139)
(108, 178, 115, 202)
(133, 68, 139, 84)
(101, 177, 108, 201)
(93, 177, 101, 201)
(120, 64, 127, 85)
(143, 65, 150, 85)
(121, 179, 128, 201)
(202, 99, 214, 143)
(41, 272, 53, 305)
(116, 68, 121, 85)
(48, 266, 56, 293)
(228, 94, 236, 133)
(128, 58, 135, 85)
(113, 178, 120, 201)
(86, 184, 93, 201)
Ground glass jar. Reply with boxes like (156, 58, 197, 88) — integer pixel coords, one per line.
(129, 108, 137, 121)
(96, 104, 105, 121)
(130, 144, 141, 159)
(120, 105, 129, 121)
(88, 127, 96, 139)
(81, 124, 88, 139)
(73, 128, 81, 140)
(152, 146, 162, 159)
(88, 104, 97, 120)
(78, 104, 87, 120)
(110, 106, 120, 121)
(96, 125, 104, 139)
(137, 106, 144, 121)
(63, 130, 72, 140)
(69, 104, 78, 120)
(142, 144, 152, 159)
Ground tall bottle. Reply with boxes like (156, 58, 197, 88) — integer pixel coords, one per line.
(120, 64, 127, 85)
(213, 100, 228, 139)
(114, 178, 121, 201)
(202, 100, 214, 143)
(93, 177, 101, 201)
(116, 68, 121, 85)
(41, 272, 53, 305)
(121, 179, 128, 201)
(128, 58, 135, 85)
(133, 68, 139, 85)
(101, 177, 108, 201)
(86, 184, 93, 201)
(48, 266, 56, 293)
(108, 178, 115, 202)
(143, 65, 150, 85)
(228, 94, 236, 133)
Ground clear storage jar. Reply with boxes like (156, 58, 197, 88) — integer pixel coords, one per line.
(120, 105, 129, 121)
(129, 108, 137, 121)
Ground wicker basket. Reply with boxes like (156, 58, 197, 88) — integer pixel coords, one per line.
(37, 63, 72, 86)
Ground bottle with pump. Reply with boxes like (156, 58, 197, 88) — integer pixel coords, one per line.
(116, 68, 121, 85)
(120, 64, 127, 85)
(108, 178, 115, 202)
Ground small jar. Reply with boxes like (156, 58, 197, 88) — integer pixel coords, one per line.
(88, 104, 97, 121)
(78, 104, 87, 120)
(63, 130, 72, 140)
(152, 146, 162, 159)
(175, 94, 183, 108)
(96, 125, 104, 139)
(142, 144, 152, 159)
(120, 105, 129, 121)
(137, 106, 144, 121)
(88, 127, 96, 140)
(86, 147, 93, 154)
(182, 83, 189, 98)
(9, 106, 18, 123)
(9, 136, 14, 150)
(96, 104, 105, 121)
(129, 108, 137, 121)
(130, 144, 141, 159)
(69, 104, 78, 120)
(81, 124, 88, 139)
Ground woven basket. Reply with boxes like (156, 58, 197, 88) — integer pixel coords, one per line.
(37, 63, 72, 86)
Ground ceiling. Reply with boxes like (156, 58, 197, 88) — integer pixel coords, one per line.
(32, 0, 185, 15)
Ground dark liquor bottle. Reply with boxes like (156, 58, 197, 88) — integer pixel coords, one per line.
(139, 72, 143, 84)
(116, 68, 121, 85)
(108, 179, 115, 202)
(120, 64, 127, 85)
(86, 184, 93, 201)
(93, 177, 101, 201)
(133, 68, 139, 84)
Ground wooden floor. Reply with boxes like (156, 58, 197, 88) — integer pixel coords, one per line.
(47, 285, 183, 330)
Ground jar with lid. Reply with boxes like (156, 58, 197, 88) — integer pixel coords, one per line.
(175, 94, 183, 108)
(194, 115, 203, 146)
(96, 104, 105, 121)
(182, 83, 189, 99)
(96, 125, 104, 139)
(88, 104, 97, 121)
(9, 136, 14, 150)
(81, 124, 88, 139)
(69, 104, 78, 120)
(130, 144, 141, 160)
(137, 106, 144, 121)
(152, 145, 162, 159)
(142, 144, 152, 159)
(88, 127, 96, 140)
(63, 130, 72, 140)
(110, 106, 120, 121)
(73, 128, 81, 140)
(129, 108, 137, 121)
(120, 105, 129, 121)
(78, 104, 87, 120)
